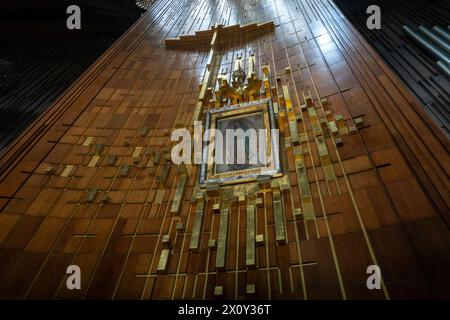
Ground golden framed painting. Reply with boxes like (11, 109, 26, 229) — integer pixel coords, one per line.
(199, 98, 281, 187)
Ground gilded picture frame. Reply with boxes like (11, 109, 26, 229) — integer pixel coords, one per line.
(199, 98, 281, 187)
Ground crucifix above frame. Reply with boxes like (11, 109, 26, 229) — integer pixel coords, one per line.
(164, 21, 275, 124)
(165, 20, 280, 188)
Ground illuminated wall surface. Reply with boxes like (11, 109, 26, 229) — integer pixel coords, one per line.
(0, 0, 449, 300)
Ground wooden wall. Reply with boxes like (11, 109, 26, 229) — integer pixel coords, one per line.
(0, 0, 448, 300)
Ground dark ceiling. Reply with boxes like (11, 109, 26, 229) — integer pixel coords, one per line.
(0, 1, 144, 152)
(0, 0, 143, 42)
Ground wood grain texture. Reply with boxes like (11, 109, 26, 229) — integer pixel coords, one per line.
(0, 0, 448, 300)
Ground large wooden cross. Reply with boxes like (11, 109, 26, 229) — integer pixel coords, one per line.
(164, 21, 275, 124)
(164, 21, 274, 49)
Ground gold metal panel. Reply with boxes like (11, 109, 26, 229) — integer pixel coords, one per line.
(256, 234, 264, 244)
(273, 190, 286, 244)
(161, 234, 170, 244)
(208, 239, 216, 248)
(61, 165, 75, 177)
(323, 165, 335, 181)
(302, 201, 315, 220)
(317, 139, 327, 156)
(153, 151, 160, 165)
(189, 200, 205, 251)
(158, 162, 170, 182)
(119, 164, 130, 177)
(246, 284, 256, 294)
(88, 156, 100, 168)
(339, 127, 349, 135)
(212, 203, 220, 213)
(176, 222, 185, 231)
(307, 108, 317, 120)
(82, 136, 94, 146)
(170, 174, 187, 213)
(214, 286, 223, 296)
(328, 121, 339, 136)
(139, 126, 149, 137)
(283, 85, 299, 144)
(296, 162, 311, 201)
(246, 204, 256, 267)
(288, 120, 299, 144)
(99, 193, 110, 203)
(106, 154, 117, 166)
(86, 188, 98, 203)
(294, 208, 302, 218)
(216, 207, 229, 269)
(45, 166, 55, 175)
(95, 144, 104, 155)
(248, 55, 256, 76)
(155, 189, 165, 204)
(157, 249, 170, 272)
(132, 147, 143, 158)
